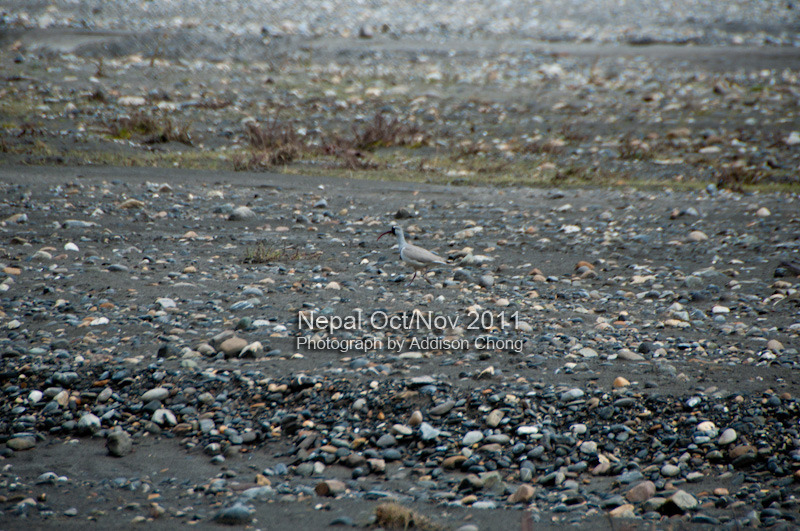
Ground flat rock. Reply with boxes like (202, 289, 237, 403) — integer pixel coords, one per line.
(508, 484, 535, 504)
(7, 436, 36, 451)
(626, 481, 656, 503)
(668, 490, 698, 512)
(219, 336, 248, 357)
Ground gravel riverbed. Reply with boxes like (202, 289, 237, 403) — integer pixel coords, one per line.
(2, 1, 800, 530)
(0, 166, 798, 529)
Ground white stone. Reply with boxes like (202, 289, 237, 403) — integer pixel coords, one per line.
(118, 96, 146, 106)
(152, 408, 177, 426)
(688, 230, 708, 242)
(141, 387, 169, 402)
(462, 430, 484, 446)
(28, 390, 43, 404)
(718, 428, 737, 445)
(579, 441, 598, 455)
(696, 421, 717, 433)
(157, 298, 176, 309)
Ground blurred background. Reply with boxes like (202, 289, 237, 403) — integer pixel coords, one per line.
(3, 0, 799, 61)
(1, 1, 799, 188)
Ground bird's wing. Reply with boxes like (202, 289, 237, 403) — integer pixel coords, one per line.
(403, 244, 447, 265)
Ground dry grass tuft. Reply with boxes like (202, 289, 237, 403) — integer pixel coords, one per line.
(108, 111, 193, 145)
(374, 503, 442, 531)
(241, 118, 305, 167)
(617, 135, 653, 160)
(715, 163, 761, 191)
(243, 241, 321, 264)
(349, 113, 427, 150)
(238, 113, 417, 171)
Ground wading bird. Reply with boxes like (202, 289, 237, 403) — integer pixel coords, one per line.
(378, 225, 447, 284)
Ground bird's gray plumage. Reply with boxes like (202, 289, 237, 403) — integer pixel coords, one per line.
(378, 225, 446, 283)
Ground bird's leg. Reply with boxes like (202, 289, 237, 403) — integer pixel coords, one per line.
(405, 270, 417, 285)
(423, 270, 434, 284)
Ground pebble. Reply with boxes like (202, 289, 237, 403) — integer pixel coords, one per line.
(613, 376, 630, 388)
(508, 484, 535, 504)
(617, 349, 645, 361)
(718, 428, 737, 445)
(419, 423, 441, 441)
(430, 400, 456, 416)
(478, 275, 494, 288)
(579, 441, 598, 455)
(219, 336, 248, 357)
(141, 387, 169, 402)
(660, 464, 681, 477)
(687, 230, 708, 242)
(213, 503, 254, 525)
(77, 413, 101, 434)
(36, 471, 60, 484)
(107, 430, 133, 457)
(315, 479, 346, 497)
(668, 490, 698, 512)
(609, 504, 635, 518)
(626, 481, 656, 503)
(486, 409, 504, 428)
(7, 436, 36, 451)
(766, 339, 784, 352)
(561, 388, 584, 401)
(152, 409, 177, 426)
(462, 430, 484, 446)
(229, 206, 256, 220)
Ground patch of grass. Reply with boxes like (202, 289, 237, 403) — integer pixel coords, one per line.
(17, 122, 44, 137)
(95, 58, 105, 78)
(553, 163, 625, 186)
(241, 118, 306, 167)
(242, 241, 321, 264)
(107, 111, 193, 145)
(314, 112, 427, 170)
(143, 115, 192, 145)
(617, 135, 654, 161)
(239, 113, 416, 171)
(0, 94, 39, 120)
(0, 144, 229, 170)
(348, 113, 427, 150)
(715, 163, 761, 192)
(374, 503, 442, 531)
(195, 98, 232, 110)
(521, 138, 566, 155)
(245, 118, 302, 152)
(88, 89, 108, 103)
(559, 123, 590, 142)
(232, 147, 302, 170)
